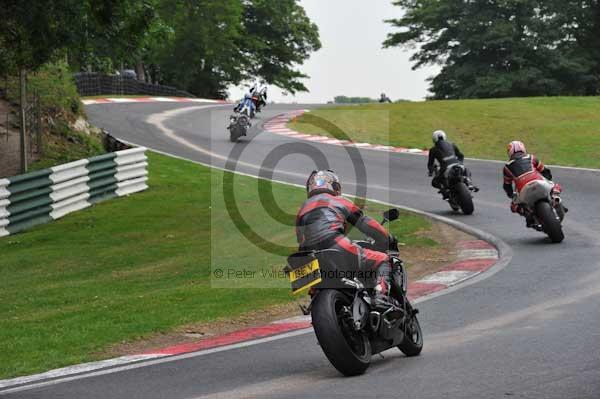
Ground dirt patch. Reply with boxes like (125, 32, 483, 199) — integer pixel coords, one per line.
(99, 218, 475, 358)
(99, 301, 310, 358)
(403, 220, 473, 281)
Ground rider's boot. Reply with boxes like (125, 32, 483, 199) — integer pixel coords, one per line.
(525, 214, 536, 228)
(373, 264, 398, 308)
(465, 177, 479, 192)
(438, 188, 450, 200)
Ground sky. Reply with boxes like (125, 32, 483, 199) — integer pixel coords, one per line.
(228, 0, 440, 103)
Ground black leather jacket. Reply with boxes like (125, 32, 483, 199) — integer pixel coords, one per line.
(428, 140, 464, 174)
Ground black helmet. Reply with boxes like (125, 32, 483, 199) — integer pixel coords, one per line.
(306, 170, 341, 197)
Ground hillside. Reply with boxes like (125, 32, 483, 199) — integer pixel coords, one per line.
(289, 96, 600, 168)
(0, 62, 105, 178)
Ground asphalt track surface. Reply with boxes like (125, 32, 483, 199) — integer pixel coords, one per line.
(6, 102, 600, 398)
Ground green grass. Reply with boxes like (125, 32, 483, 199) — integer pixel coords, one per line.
(289, 96, 600, 168)
(28, 125, 105, 172)
(0, 152, 435, 379)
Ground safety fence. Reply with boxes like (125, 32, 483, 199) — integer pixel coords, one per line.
(73, 73, 194, 98)
(0, 147, 148, 237)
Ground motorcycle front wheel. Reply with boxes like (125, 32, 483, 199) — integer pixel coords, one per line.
(311, 289, 371, 376)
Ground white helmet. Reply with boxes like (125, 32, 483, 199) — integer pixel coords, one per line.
(432, 130, 447, 143)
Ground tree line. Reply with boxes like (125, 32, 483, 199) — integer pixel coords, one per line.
(384, 0, 600, 99)
(0, 0, 321, 98)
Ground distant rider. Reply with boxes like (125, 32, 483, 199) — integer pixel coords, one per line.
(379, 93, 391, 103)
(250, 81, 268, 112)
(503, 141, 556, 227)
(233, 81, 267, 113)
(296, 170, 397, 303)
(427, 130, 477, 199)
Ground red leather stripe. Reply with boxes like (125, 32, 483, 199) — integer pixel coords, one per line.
(333, 196, 360, 213)
(366, 218, 388, 238)
(515, 171, 543, 192)
(334, 236, 359, 255)
(296, 200, 331, 221)
(363, 249, 388, 269)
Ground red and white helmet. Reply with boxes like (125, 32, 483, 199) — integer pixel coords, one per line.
(507, 140, 527, 158)
(306, 170, 341, 197)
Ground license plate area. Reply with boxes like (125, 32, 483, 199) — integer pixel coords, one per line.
(288, 258, 322, 294)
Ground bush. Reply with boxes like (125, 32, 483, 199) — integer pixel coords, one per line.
(6, 60, 84, 120)
(2, 61, 104, 172)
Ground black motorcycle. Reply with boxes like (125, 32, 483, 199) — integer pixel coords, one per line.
(433, 164, 477, 215)
(227, 114, 250, 142)
(284, 209, 423, 376)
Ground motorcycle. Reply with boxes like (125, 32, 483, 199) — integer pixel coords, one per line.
(514, 179, 566, 243)
(233, 93, 256, 118)
(433, 163, 477, 215)
(227, 114, 250, 142)
(251, 92, 264, 113)
(284, 209, 423, 376)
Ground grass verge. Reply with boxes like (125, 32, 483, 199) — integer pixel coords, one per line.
(0, 151, 436, 379)
(288, 96, 600, 169)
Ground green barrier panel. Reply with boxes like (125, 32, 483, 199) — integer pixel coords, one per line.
(7, 169, 52, 194)
(5, 207, 53, 235)
(6, 169, 53, 234)
(86, 153, 117, 205)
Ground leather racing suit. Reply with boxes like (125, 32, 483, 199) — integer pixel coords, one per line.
(427, 140, 466, 191)
(296, 193, 392, 293)
(503, 153, 553, 222)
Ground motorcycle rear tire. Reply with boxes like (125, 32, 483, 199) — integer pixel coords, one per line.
(312, 289, 371, 376)
(535, 201, 564, 243)
(454, 182, 474, 215)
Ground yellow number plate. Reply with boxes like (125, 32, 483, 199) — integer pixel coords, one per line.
(289, 259, 322, 294)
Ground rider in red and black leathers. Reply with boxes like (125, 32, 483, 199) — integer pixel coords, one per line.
(503, 155, 552, 198)
(296, 170, 394, 298)
(503, 141, 553, 226)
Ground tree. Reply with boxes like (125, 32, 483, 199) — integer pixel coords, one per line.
(0, 0, 156, 172)
(240, 0, 321, 93)
(0, 0, 87, 172)
(150, 0, 245, 98)
(384, 0, 600, 99)
(144, 0, 321, 98)
(67, 0, 157, 74)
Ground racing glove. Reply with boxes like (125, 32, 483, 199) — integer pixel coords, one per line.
(388, 235, 399, 251)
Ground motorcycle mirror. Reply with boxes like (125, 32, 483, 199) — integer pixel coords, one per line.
(383, 208, 400, 222)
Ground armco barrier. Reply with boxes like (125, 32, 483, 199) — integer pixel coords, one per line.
(0, 147, 148, 238)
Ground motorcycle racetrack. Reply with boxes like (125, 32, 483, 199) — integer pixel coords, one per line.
(4, 101, 600, 398)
